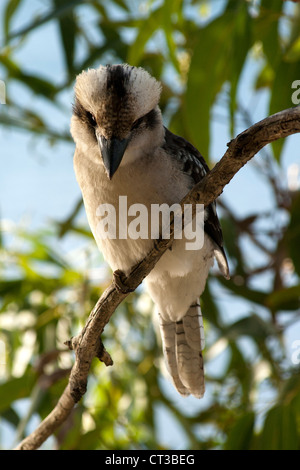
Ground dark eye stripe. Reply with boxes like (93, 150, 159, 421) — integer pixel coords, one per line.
(131, 108, 158, 131)
(73, 99, 97, 141)
(73, 99, 97, 129)
(131, 116, 144, 131)
(86, 111, 96, 127)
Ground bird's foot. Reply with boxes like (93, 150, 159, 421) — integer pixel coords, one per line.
(113, 269, 135, 294)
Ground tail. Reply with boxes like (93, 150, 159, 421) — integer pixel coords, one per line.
(159, 302, 205, 398)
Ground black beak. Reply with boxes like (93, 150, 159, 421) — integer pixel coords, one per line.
(97, 135, 129, 179)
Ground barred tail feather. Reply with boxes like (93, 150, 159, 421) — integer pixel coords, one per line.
(158, 315, 190, 396)
(159, 303, 205, 399)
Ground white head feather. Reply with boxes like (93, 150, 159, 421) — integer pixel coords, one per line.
(71, 64, 164, 165)
(74, 64, 161, 134)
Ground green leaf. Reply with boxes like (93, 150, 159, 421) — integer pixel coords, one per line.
(6, 0, 82, 40)
(0, 54, 57, 99)
(254, 63, 274, 90)
(266, 284, 300, 311)
(201, 282, 220, 328)
(127, 8, 163, 65)
(227, 2, 252, 136)
(109, 0, 129, 12)
(3, 0, 22, 41)
(0, 279, 23, 298)
(0, 374, 36, 413)
(1, 407, 20, 427)
(99, 22, 129, 63)
(225, 412, 255, 450)
(285, 35, 300, 62)
(287, 191, 300, 277)
(269, 59, 300, 161)
(185, 11, 236, 159)
(139, 53, 165, 82)
(256, 0, 283, 67)
(224, 313, 277, 341)
(0, 106, 71, 141)
(161, 0, 182, 73)
(53, 0, 77, 76)
(225, 342, 249, 388)
(57, 197, 83, 238)
(260, 404, 299, 450)
(280, 374, 300, 404)
(218, 216, 244, 275)
(217, 276, 268, 306)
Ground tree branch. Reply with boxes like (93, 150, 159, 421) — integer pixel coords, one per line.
(14, 106, 300, 450)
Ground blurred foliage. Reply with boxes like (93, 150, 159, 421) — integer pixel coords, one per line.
(1, 0, 300, 450)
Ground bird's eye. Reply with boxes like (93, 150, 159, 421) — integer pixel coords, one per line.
(87, 111, 97, 127)
(131, 116, 143, 131)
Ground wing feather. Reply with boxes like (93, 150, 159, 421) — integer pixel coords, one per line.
(162, 127, 229, 279)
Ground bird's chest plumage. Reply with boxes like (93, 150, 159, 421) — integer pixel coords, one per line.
(74, 148, 192, 272)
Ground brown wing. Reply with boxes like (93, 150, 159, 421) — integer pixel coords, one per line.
(162, 127, 229, 278)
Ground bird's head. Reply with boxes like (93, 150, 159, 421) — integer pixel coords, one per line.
(71, 64, 163, 179)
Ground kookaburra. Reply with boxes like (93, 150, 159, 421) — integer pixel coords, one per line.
(71, 64, 229, 399)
